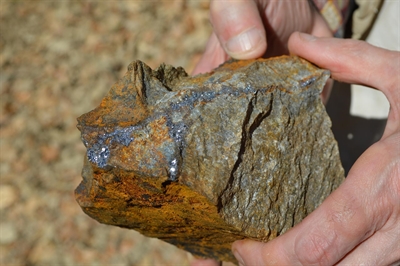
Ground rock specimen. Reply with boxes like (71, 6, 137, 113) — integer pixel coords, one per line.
(75, 56, 345, 263)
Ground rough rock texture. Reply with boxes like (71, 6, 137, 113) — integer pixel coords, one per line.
(75, 56, 345, 263)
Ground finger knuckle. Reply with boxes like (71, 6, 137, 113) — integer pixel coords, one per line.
(295, 229, 338, 265)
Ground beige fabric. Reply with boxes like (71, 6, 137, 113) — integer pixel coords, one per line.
(350, 0, 399, 119)
(352, 0, 384, 39)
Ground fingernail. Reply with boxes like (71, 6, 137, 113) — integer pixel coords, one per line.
(225, 27, 263, 55)
(299, 32, 317, 41)
(232, 247, 245, 266)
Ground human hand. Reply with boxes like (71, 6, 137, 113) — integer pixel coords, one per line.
(231, 33, 400, 265)
(192, 0, 332, 75)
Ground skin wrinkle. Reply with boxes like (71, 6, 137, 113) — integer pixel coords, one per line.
(344, 42, 389, 90)
(338, 215, 400, 265)
(347, 149, 386, 232)
(295, 224, 338, 266)
(371, 172, 394, 229)
(329, 181, 369, 240)
(383, 157, 400, 219)
(329, 196, 356, 230)
(380, 229, 400, 265)
(390, 158, 400, 198)
(385, 217, 400, 252)
(366, 192, 388, 235)
(354, 44, 380, 90)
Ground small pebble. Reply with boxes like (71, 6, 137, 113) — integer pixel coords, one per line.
(0, 185, 17, 210)
(0, 222, 18, 244)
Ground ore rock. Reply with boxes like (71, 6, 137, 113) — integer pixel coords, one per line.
(75, 56, 345, 263)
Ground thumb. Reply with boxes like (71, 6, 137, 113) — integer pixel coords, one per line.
(209, 0, 266, 59)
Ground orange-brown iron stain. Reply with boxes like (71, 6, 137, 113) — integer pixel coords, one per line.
(77, 160, 246, 263)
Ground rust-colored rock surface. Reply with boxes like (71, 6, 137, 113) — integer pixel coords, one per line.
(75, 56, 345, 263)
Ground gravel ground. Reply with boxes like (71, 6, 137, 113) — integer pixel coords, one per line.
(0, 1, 212, 265)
